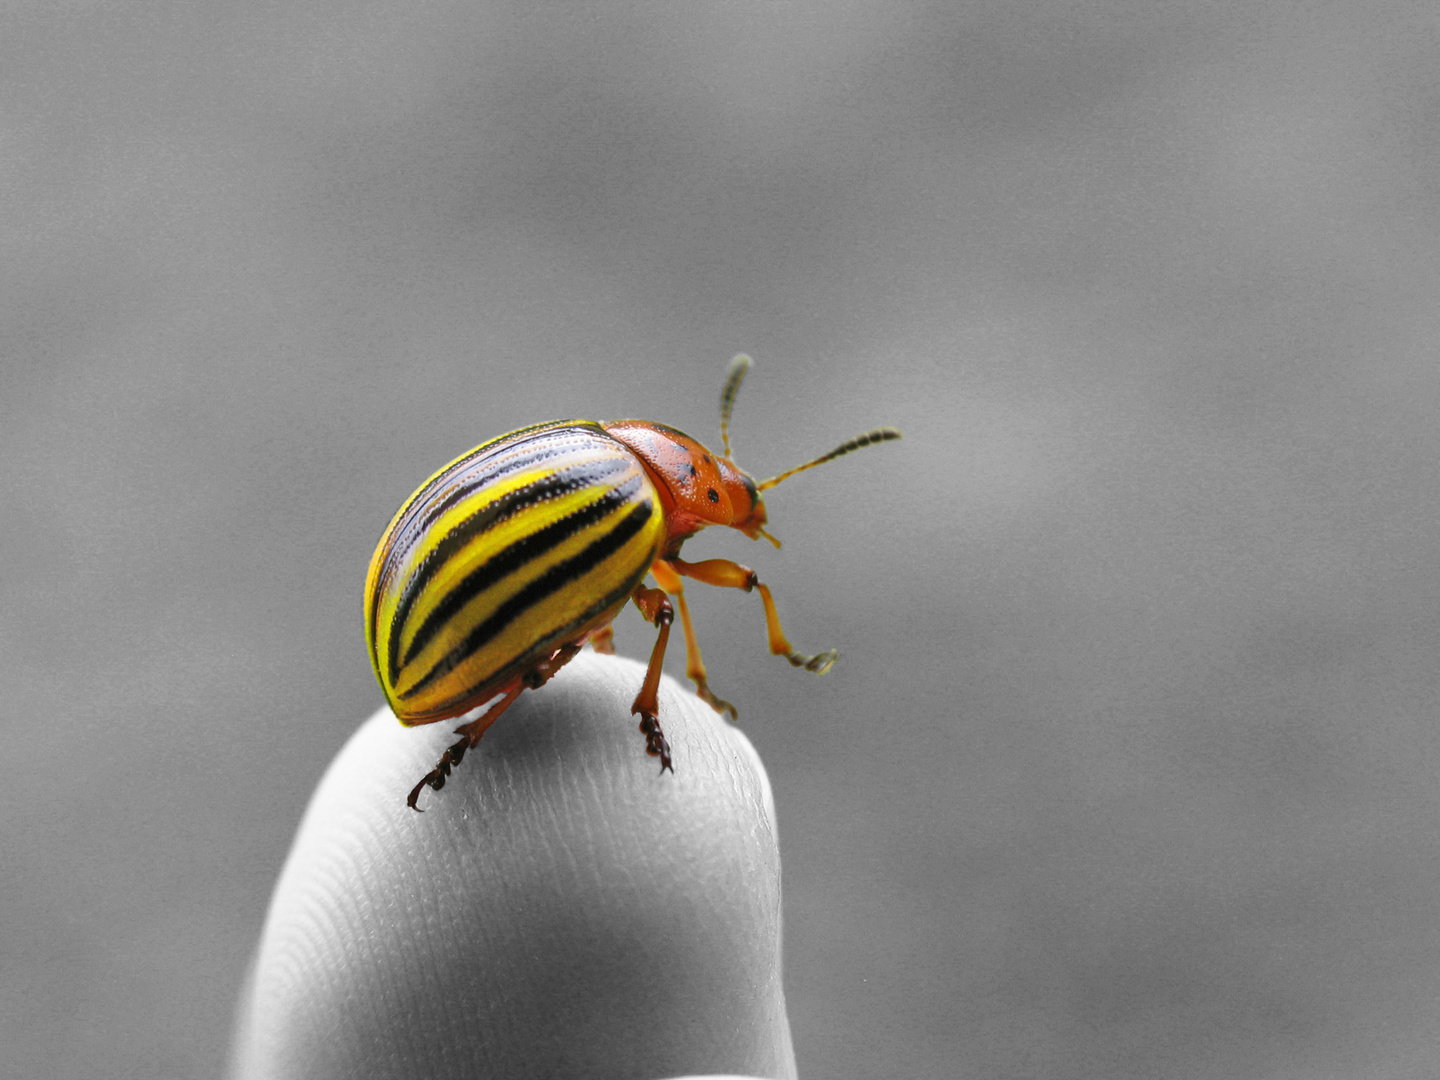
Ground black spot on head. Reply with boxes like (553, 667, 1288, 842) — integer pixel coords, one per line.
(703, 455, 712, 464)
(687, 463, 698, 477)
(707, 487, 719, 503)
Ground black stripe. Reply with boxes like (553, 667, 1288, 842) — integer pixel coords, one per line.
(388, 422, 580, 543)
(369, 423, 598, 662)
(386, 456, 631, 683)
(414, 428, 613, 536)
(421, 555, 652, 719)
(400, 500, 655, 701)
(397, 473, 645, 675)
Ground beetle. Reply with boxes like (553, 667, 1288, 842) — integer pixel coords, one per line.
(365, 355, 900, 809)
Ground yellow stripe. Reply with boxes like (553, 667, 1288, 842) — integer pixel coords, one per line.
(403, 500, 662, 715)
(387, 470, 612, 668)
(366, 421, 668, 723)
(362, 420, 594, 673)
(393, 481, 637, 695)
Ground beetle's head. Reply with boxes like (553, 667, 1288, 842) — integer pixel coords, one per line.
(717, 461, 775, 545)
(602, 420, 764, 541)
(604, 355, 901, 548)
(711, 355, 901, 549)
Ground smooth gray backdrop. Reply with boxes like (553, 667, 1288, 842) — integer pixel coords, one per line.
(5, 4, 1440, 1079)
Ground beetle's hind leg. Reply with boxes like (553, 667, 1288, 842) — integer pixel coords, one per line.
(629, 583, 675, 772)
(406, 643, 585, 810)
(407, 685, 523, 811)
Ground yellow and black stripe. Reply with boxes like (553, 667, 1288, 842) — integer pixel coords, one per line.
(365, 421, 665, 724)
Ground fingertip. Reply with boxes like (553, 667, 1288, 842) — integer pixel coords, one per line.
(233, 652, 795, 1080)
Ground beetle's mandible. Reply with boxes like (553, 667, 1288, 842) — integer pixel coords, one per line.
(363, 355, 901, 809)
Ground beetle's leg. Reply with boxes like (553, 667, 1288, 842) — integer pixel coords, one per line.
(650, 559, 738, 719)
(667, 556, 839, 674)
(629, 583, 675, 772)
(407, 684, 524, 811)
(406, 643, 586, 810)
(588, 621, 616, 655)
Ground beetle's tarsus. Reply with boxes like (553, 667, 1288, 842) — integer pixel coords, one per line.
(638, 713, 673, 772)
(694, 680, 739, 721)
(788, 648, 838, 674)
(407, 735, 471, 811)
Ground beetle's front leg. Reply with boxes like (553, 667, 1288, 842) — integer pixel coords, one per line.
(650, 559, 738, 719)
(629, 583, 674, 772)
(667, 556, 838, 674)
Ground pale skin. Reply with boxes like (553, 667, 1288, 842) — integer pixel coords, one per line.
(230, 650, 797, 1080)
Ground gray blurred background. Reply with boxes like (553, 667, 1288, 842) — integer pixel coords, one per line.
(5, 3, 1440, 1078)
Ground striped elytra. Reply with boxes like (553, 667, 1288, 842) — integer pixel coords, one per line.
(366, 421, 666, 725)
(365, 356, 901, 809)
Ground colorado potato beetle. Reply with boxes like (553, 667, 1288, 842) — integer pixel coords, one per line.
(365, 355, 900, 809)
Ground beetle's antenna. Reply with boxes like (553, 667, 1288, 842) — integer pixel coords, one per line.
(719, 354, 751, 460)
(758, 427, 902, 491)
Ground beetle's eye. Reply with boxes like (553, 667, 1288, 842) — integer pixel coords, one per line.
(707, 488, 719, 503)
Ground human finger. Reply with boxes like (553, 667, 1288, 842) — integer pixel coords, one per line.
(230, 651, 797, 1080)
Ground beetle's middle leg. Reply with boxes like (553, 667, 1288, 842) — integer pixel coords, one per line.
(629, 583, 674, 773)
(666, 556, 838, 674)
